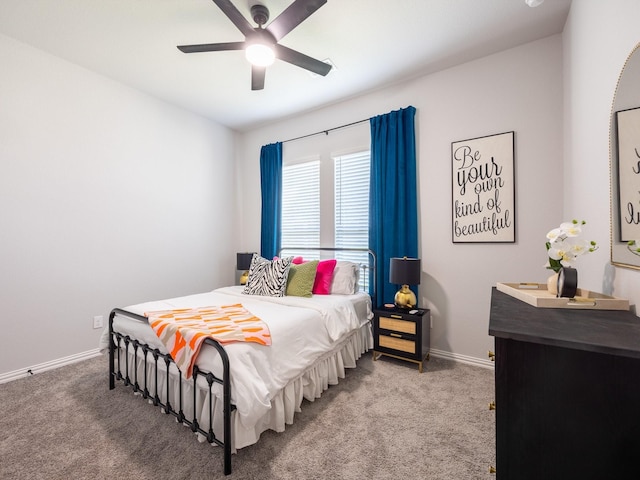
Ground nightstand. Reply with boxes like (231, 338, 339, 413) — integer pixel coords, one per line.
(372, 307, 430, 372)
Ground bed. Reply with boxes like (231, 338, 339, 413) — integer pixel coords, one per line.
(102, 249, 375, 475)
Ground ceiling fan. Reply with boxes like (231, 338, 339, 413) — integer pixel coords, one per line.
(177, 0, 332, 90)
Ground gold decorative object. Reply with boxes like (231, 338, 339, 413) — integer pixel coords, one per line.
(394, 285, 417, 309)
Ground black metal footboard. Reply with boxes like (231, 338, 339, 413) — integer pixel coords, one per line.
(108, 308, 234, 475)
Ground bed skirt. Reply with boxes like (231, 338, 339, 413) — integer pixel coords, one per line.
(113, 322, 373, 452)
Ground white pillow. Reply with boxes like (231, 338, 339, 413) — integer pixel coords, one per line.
(330, 261, 359, 294)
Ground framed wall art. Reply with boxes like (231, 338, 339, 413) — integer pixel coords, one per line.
(451, 131, 515, 243)
(615, 106, 640, 242)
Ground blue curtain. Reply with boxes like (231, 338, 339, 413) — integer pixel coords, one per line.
(369, 106, 418, 306)
(260, 142, 283, 259)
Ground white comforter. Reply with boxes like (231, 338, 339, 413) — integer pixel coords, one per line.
(100, 286, 371, 429)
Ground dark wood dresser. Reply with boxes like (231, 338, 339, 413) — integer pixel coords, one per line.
(489, 287, 640, 479)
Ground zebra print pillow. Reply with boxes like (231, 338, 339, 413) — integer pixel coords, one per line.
(243, 254, 292, 297)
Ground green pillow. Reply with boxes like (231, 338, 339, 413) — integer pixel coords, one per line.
(286, 260, 319, 297)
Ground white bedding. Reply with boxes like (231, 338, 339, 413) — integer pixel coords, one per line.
(101, 286, 372, 444)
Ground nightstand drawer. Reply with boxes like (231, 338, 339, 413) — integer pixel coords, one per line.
(379, 334, 416, 354)
(379, 316, 416, 335)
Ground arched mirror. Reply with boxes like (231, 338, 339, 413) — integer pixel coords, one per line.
(610, 42, 640, 269)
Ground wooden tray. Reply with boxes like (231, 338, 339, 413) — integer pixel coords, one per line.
(496, 282, 630, 311)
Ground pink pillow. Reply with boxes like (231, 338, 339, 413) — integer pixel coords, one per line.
(312, 259, 337, 294)
(274, 256, 305, 264)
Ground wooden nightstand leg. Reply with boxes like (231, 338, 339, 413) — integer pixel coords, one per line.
(418, 354, 430, 373)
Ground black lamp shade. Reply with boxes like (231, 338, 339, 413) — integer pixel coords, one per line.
(389, 257, 421, 285)
(237, 252, 255, 271)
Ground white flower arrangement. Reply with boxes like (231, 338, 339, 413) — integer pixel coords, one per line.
(545, 220, 598, 273)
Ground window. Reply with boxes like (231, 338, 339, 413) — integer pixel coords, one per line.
(281, 151, 370, 288)
(281, 160, 320, 259)
(334, 151, 370, 265)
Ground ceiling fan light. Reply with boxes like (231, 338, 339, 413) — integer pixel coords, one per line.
(245, 44, 275, 67)
(525, 0, 544, 7)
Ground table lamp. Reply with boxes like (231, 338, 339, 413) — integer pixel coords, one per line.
(237, 252, 255, 285)
(389, 257, 421, 308)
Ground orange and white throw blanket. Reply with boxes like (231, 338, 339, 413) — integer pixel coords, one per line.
(145, 304, 271, 379)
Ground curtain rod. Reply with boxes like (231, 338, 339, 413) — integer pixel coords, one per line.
(281, 117, 369, 144)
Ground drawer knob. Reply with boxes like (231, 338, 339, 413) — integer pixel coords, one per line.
(489, 466, 496, 474)
(488, 350, 495, 361)
(488, 401, 496, 411)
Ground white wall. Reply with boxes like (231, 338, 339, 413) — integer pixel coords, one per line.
(9, 0, 636, 374)
(563, 0, 640, 308)
(237, 35, 565, 363)
(0, 34, 236, 375)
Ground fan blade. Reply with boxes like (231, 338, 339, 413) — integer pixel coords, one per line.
(177, 41, 245, 53)
(251, 65, 266, 90)
(212, 0, 255, 37)
(266, 0, 327, 41)
(274, 44, 332, 76)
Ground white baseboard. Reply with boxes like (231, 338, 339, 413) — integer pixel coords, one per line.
(0, 346, 492, 384)
(429, 348, 495, 370)
(0, 349, 102, 384)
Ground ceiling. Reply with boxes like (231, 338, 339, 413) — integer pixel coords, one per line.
(0, 0, 571, 131)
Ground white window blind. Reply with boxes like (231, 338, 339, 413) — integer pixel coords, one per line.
(334, 151, 370, 261)
(282, 152, 370, 291)
(281, 160, 320, 258)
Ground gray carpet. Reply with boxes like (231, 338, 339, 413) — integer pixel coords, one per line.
(0, 353, 496, 479)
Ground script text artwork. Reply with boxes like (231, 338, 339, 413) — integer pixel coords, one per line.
(624, 147, 640, 226)
(451, 133, 514, 242)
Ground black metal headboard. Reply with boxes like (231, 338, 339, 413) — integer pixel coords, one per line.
(278, 247, 376, 306)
